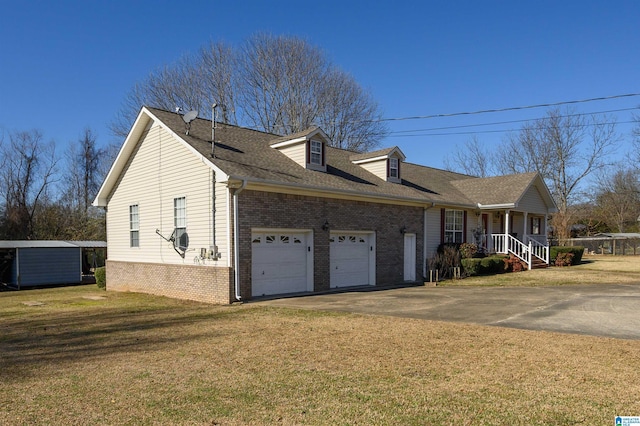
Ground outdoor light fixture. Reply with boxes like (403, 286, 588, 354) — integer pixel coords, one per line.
(400, 226, 407, 234)
(322, 220, 330, 231)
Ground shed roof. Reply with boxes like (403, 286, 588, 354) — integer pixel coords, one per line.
(0, 240, 106, 249)
(0, 241, 79, 249)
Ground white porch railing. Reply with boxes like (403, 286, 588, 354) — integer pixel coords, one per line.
(491, 234, 549, 270)
(525, 236, 550, 265)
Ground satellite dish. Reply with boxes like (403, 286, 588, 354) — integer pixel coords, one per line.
(182, 110, 198, 124)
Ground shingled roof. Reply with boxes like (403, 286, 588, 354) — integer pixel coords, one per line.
(116, 107, 554, 210)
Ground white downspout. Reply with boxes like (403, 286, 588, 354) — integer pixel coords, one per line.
(233, 180, 247, 301)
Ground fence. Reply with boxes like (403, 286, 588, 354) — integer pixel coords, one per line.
(561, 237, 640, 256)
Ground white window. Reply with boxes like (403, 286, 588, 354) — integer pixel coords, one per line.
(129, 204, 139, 247)
(389, 157, 399, 178)
(173, 197, 187, 250)
(310, 140, 322, 165)
(445, 209, 464, 243)
(174, 197, 186, 229)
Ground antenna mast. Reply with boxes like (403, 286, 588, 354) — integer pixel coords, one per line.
(211, 103, 217, 158)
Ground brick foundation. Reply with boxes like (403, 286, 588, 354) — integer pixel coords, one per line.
(106, 260, 233, 304)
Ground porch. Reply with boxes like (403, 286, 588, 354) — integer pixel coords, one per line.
(473, 209, 550, 270)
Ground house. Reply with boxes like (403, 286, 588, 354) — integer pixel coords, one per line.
(0, 240, 106, 289)
(93, 107, 557, 304)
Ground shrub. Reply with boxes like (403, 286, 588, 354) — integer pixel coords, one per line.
(550, 246, 584, 265)
(95, 266, 106, 289)
(461, 255, 508, 276)
(459, 242, 478, 259)
(480, 256, 508, 274)
(555, 252, 574, 267)
(504, 254, 527, 272)
(428, 245, 461, 279)
(461, 258, 481, 276)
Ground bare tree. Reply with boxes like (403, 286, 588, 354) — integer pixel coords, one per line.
(592, 167, 640, 233)
(444, 135, 494, 177)
(64, 128, 102, 212)
(315, 68, 387, 151)
(496, 108, 618, 240)
(0, 130, 58, 239)
(111, 34, 388, 152)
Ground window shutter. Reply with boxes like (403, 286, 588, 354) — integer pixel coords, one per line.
(440, 208, 445, 243)
(387, 158, 391, 178)
(463, 210, 468, 243)
(397, 160, 401, 179)
(321, 142, 326, 166)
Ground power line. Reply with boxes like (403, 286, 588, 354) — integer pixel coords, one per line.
(388, 120, 637, 138)
(388, 107, 639, 135)
(376, 93, 640, 123)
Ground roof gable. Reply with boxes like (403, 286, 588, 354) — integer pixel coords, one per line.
(350, 146, 406, 164)
(451, 172, 557, 212)
(270, 127, 330, 148)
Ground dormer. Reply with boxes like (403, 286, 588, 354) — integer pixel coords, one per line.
(350, 147, 406, 183)
(270, 127, 329, 172)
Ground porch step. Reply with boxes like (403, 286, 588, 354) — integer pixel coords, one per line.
(531, 258, 548, 269)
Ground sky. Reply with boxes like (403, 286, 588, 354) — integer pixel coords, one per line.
(1, 0, 639, 173)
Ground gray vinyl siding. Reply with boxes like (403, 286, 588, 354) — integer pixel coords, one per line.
(16, 247, 81, 286)
(425, 208, 442, 259)
(518, 185, 548, 214)
(107, 122, 229, 266)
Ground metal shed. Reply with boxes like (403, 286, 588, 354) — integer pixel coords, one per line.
(0, 241, 106, 289)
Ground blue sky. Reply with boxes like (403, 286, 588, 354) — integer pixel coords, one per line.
(1, 0, 639, 170)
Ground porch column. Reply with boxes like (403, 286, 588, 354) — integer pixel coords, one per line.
(505, 210, 510, 238)
(523, 212, 528, 242)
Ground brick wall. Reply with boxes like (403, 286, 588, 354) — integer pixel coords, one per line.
(106, 260, 233, 304)
(237, 190, 424, 299)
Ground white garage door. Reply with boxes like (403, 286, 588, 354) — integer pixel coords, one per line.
(251, 232, 310, 297)
(330, 233, 373, 288)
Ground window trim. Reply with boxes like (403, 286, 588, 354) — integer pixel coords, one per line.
(389, 157, 399, 178)
(174, 196, 186, 229)
(444, 209, 464, 243)
(309, 140, 323, 166)
(129, 204, 139, 248)
(173, 196, 188, 251)
(531, 217, 541, 235)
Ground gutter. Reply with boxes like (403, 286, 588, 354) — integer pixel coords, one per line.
(225, 175, 476, 210)
(233, 179, 247, 301)
(477, 203, 516, 209)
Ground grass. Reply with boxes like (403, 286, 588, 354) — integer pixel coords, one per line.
(1, 257, 640, 424)
(441, 254, 640, 287)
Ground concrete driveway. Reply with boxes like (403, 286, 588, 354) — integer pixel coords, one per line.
(257, 283, 640, 340)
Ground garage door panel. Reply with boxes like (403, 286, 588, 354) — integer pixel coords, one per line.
(253, 248, 305, 265)
(253, 261, 307, 279)
(252, 231, 310, 297)
(330, 232, 372, 288)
